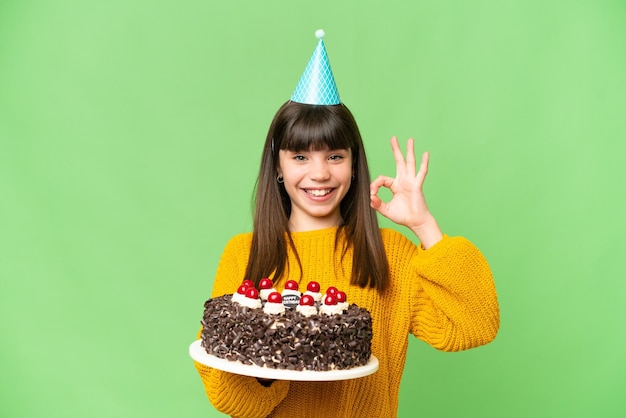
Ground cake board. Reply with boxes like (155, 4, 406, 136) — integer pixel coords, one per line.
(189, 340, 378, 382)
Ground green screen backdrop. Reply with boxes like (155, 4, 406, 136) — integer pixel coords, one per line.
(1, 1, 625, 417)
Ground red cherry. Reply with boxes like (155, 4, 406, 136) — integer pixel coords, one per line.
(324, 294, 337, 305)
(326, 286, 339, 296)
(259, 278, 273, 290)
(237, 285, 249, 295)
(242, 279, 254, 288)
(285, 280, 299, 291)
(300, 294, 315, 306)
(307, 281, 321, 293)
(336, 291, 347, 303)
(267, 292, 282, 304)
(245, 287, 259, 299)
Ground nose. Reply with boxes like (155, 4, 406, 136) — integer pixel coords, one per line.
(309, 158, 330, 181)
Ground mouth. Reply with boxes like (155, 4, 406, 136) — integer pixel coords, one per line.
(303, 188, 334, 197)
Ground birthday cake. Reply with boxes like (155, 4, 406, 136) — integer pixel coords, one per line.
(199, 279, 373, 372)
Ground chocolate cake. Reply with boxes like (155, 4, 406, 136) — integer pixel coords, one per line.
(200, 280, 373, 372)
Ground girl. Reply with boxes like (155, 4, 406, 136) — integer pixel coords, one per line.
(194, 100, 500, 417)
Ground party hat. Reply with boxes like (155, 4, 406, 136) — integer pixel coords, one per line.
(291, 29, 341, 105)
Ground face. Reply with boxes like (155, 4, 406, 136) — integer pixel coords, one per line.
(278, 147, 353, 231)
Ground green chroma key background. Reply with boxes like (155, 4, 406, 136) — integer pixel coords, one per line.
(1, 0, 624, 417)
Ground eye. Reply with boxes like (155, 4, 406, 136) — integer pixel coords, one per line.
(329, 154, 344, 161)
(293, 154, 307, 161)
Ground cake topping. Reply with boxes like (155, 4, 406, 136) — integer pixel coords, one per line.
(320, 293, 344, 315)
(296, 294, 318, 317)
(326, 286, 339, 296)
(245, 287, 259, 299)
(285, 280, 299, 291)
(235, 287, 262, 309)
(300, 294, 315, 306)
(336, 291, 349, 311)
(282, 280, 301, 308)
(324, 294, 338, 305)
(263, 292, 286, 315)
(231, 284, 250, 304)
(242, 279, 254, 288)
(259, 278, 273, 290)
(267, 291, 282, 304)
(307, 281, 320, 293)
(259, 278, 277, 301)
(304, 280, 323, 302)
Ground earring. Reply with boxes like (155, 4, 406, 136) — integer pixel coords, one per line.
(277, 175, 284, 183)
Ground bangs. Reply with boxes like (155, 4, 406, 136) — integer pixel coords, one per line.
(279, 105, 356, 152)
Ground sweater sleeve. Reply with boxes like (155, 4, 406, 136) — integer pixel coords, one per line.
(407, 235, 500, 351)
(209, 234, 248, 298)
(194, 363, 290, 418)
(194, 234, 291, 417)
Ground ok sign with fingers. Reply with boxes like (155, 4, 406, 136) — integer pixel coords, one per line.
(370, 137, 444, 249)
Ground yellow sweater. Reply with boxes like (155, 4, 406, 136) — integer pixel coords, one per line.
(194, 227, 499, 418)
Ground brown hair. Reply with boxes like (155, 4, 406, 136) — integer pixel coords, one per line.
(244, 101, 389, 291)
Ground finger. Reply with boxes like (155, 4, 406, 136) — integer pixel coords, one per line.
(370, 193, 382, 210)
(390, 137, 406, 177)
(370, 175, 395, 194)
(370, 193, 389, 215)
(416, 151, 430, 187)
(406, 138, 416, 177)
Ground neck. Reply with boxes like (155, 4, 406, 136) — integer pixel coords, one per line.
(288, 216, 343, 232)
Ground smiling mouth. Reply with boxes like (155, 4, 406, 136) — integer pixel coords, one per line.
(304, 188, 333, 197)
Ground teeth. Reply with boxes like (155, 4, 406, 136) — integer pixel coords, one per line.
(306, 189, 332, 197)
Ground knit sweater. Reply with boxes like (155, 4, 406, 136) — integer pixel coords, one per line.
(194, 227, 499, 418)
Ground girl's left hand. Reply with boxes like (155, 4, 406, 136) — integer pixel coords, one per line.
(370, 137, 443, 248)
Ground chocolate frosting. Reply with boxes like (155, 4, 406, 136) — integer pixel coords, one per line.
(200, 295, 373, 371)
